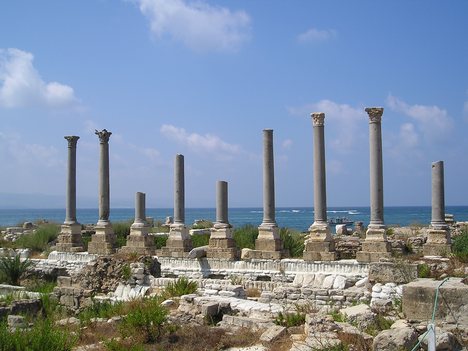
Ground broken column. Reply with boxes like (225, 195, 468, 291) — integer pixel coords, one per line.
(159, 154, 192, 257)
(121, 192, 155, 255)
(56, 136, 84, 252)
(88, 129, 116, 255)
(207, 181, 238, 260)
(356, 108, 391, 263)
(304, 112, 336, 261)
(243, 129, 284, 260)
(424, 161, 451, 256)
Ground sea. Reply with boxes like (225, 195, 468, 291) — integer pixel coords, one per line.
(1, 206, 468, 232)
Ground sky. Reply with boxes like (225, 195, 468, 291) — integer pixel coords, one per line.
(0, 0, 467, 209)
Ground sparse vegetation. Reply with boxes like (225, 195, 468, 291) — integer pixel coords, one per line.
(191, 220, 213, 229)
(417, 263, 431, 278)
(280, 227, 305, 257)
(154, 235, 168, 249)
(113, 221, 132, 248)
(452, 229, 468, 262)
(14, 223, 60, 254)
(191, 233, 210, 248)
(274, 310, 306, 327)
(0, 255, 33, 285)
(233, 224, 258, 249)
(163, 277, 198, 298)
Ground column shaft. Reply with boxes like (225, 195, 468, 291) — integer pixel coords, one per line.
(312, 113, 327, 224)
(64, 136, 79, 224)
(95, 129, 111, 225)
(135, 192, 146, 224)
(431, 161, 446, 228)
(174, 154, 185, 224)
(262, 129, 276, 226)
(216, 181, 228, 224)
(367, 108, 385, 228)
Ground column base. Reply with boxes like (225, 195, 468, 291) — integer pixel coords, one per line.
(241, 249, 289, 260)
(158, 225, 192, 257)
(56, 223, 84, 252)
(207, 247, 239, 260)
(119, 226, 155, 256)
(423, 243, 451, 257)
(307, 222, 333, 241)
(303, 241, 336, 261)
(88, 223, 116, 255)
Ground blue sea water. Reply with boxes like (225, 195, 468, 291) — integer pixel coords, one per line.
(1, 206, 468, 231)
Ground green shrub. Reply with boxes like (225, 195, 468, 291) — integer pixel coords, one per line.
(120, 297, 168, 343)
(122, 264, 131, 280)
(452, 229, 468, 262)
(0, 319, 76, 351)
(280, 227, 305, 258)
(78, 300, 124, 324)
(274, 311, 306, 327)
(329, 310, 346, 323)
(191, 233, 210, 248)
(364, 314, 393, 336)
(163, 277, 198, 298)
(104, 338, 145, 351)
(191, 220, 213, 229)
(0, 255, 32, 285)
(15, 223, 59, 253)
(233, 224, 258, 249)
(418, 263, 431, 278)
(113, 221, 132, 248)
(154, 235, 168, 249)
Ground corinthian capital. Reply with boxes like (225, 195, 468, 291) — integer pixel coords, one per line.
(311, 112, 325, 127)
(95, 129, 112, 143)
(365, 107, 384, 124)
(64, 136, 79, 148)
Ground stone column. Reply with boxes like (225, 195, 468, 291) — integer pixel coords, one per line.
(304, 113, 335, 261)
(357, 108, 391, 262)
(121, 192, 155, 255)
(88, 129, 116, 255)
(208, 181, 238, 260)
(56, 136, 84, 252)
(159, 154, 192, 257)
(244, 129, 284, 260)
(424, 161, 451, 256)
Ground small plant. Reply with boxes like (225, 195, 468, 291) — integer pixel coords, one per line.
(0, 255, 33, 285)
(230, 275, 243, 285)
(78, 299, 124, 324)
(191, 233, 210, 248)
(363, 314, 393, 336)
(418, 263, 431, 278)
(245, 287, 261, 298)
(233, 224, 258, 249)
(452, 229, 468, 262)
(329, 309, 346, 323)
(163, 277, 198, 298)
(274, 311, 306, 327)
(113, 221, 132, 248)
(154, 235, 168, 249)
(120, 296, 168, 343)
(104, 338, 145, 351)
(121, 264, 131, 280)
(280, 227, 305, 258)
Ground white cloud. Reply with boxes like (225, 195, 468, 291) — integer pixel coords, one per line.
(288, 99, 365, 152)
(398, 123, 419, 148)
(298, 28, 336, 43)
(282, 139, 293, 149)
(160, 124, 240, 158)
(133, 0, 251, 52)
(0, 48, 77, 108)
(386, 94, 453, 141)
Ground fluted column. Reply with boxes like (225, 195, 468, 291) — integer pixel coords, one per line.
(431, 161, 447, 229)
(261, 129, 277, 227)
(64, 136, 79, 225)
(174, 154, 185, 225)
(96, 129, 112, 226)
(367, 108, 385, 229)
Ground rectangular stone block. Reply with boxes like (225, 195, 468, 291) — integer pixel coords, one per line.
(303, 251, 336, 261)
(356, 251, 391, 263)
(360, 241, 391, 253)
(255, 238, 283, 252)
(426, 229, 450, 244)
(206, 248, 239, 260)
(423, 243, 451, 257)
(209, 237, 235, 249)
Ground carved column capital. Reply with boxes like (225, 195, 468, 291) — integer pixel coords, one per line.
(365, 107, 384, 124)
(64, 136, 79, 148)
(95, 129, 112, 143)
(311, 112, 325, 127)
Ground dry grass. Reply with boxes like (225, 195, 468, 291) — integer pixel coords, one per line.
(246, 287, 261, 298)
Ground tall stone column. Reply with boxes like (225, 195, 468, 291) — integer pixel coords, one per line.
(304, 113, 336, 261)
(424, 161, 451, 256)
(56, 136, 84, 252)
(121, 192, 155, 255)
(243, 129, 284, 260)
(208, 181, 238, 260)
(88, 129, 116, 255)
(159, 154, 192, 257)
(357, 108, 391, 262)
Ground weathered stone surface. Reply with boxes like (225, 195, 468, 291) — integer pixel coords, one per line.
(188, 245, 208, 259)
(373, 326, 418, 351)
(402, 278, 468, 326)
(260, 325, 286, 344)
(418, 328, 463, 351)
(368, 262, 417, 284)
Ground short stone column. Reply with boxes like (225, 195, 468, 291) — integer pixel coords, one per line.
(357, 108, 391, 263)
(88, 129, 116, 255)
(159, 154, 192, 257)
(121, 192, 155, 255)
(304, 113, 336, 261)
(243, 129, 284, 260)
(56, 136, 84, 252)
(207, 181, 238, 260)
(424, 161, 451, 256)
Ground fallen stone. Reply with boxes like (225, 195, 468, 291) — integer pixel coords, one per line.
(373, 326, 418, 351)
(259, 325, 286, 344)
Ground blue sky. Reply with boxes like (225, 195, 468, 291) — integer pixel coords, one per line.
(1, 0, 467, 209)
